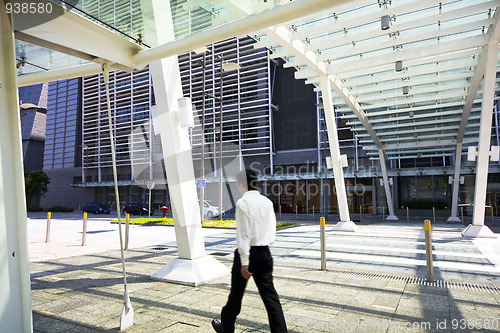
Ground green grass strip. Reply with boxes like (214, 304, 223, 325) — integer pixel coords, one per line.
(112, 217, 294, 229)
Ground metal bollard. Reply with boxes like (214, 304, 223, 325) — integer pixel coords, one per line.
(432, 207, 436, 224)
(279, 205, 282, 219)
(312, 205, 315, 220)
(45, 212, 51, 243)
(461, 206, 464, 222)
(382, 206, 385, 222)
(406, 206, 409, 223)
(295, 205, 298, 219)
(125, 214, 130, 250)
(320, 217, 326, 271)
(360, 205, 362, 222)
(424, 219, 434, 282)
(82, 212, 88, 246)
(491, 206, 494, 225)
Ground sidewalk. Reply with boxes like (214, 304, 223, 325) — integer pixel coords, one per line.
(30, 214, 500, 332)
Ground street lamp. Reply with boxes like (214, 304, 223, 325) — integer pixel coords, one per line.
(217, 54, 240, 221)
(81, 144, 89, 209)
(193, 46, 209, 224)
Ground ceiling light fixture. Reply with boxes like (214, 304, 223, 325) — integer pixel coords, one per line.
(381, 15, 390, 30)
(395, 60, 403, 72)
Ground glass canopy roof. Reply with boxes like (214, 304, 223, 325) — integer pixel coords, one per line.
(12, 0, 500, 160)
(253, 0, 500, 159)
(14, 0, 274, 75)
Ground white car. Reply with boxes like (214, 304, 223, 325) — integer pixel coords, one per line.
(200, 200, 224, 219)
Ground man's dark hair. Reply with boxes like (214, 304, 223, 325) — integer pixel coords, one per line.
(236, 169, 259, 191)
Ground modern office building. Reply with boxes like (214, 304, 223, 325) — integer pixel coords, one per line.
(35, 35, 500, 217)
(6, 2, 500, 330)
(18, 83, 48, 176)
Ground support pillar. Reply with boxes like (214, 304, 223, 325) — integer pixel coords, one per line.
(448, 143, 462, 223)
(142, 0, 229, 285)
(0, 6, 33, 331)
(463, 42, 498, 239)
(378, 149, 398, 220)
(320, 75, 357, 231)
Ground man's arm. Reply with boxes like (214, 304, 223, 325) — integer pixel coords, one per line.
(236, 202, 251, 271)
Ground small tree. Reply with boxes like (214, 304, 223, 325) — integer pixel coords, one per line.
(25, 170, 50, 206)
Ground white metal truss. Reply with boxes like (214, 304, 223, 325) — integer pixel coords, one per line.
(12, 0, 500, 162)
(251, 0, 500, 159)
(13, 7, 144, 72)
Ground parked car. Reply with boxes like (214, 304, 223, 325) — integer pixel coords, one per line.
(123, 203, 154, 216)
(200, 200, 224, 218)
(83, 202, 110, 214)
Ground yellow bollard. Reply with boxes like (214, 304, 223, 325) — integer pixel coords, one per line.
(45, 212, 52, 243)
(320, 217, 326, 271)
(125, 214, 130, 250)
(424, 219, 434, 282)
(82, 212, 88, 246)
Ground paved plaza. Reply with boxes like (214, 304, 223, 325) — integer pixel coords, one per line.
(29, 213, 500, 332)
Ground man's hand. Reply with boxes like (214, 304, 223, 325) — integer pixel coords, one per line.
(241, 265, 252, 280)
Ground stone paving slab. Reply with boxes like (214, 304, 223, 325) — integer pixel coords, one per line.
(31, 249, 500, 333)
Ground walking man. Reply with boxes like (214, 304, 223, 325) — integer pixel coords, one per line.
(212, 169, 287, 333)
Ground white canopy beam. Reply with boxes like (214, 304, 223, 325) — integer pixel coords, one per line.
(326, 34, 490, 75)
(294, 0, 448, 41)
(320, 75, 358, 231)
(307, 1, 497, 52)
(17, 63, 106, 87)
(133, 0, 355, 67)
(361, 133, 479, 145)
(451, 7, 500, 223)
(318, 17, 494, 61)
(463, 40, 499, 238)
(143, 0, 230, 285)
(0, 6, 32, 331)
(378, 149, 398, 221)
(264, 24, 362, 230)
(13, 6, 143, 71)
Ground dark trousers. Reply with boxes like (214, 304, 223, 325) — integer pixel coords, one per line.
(221, 246, 287, 333)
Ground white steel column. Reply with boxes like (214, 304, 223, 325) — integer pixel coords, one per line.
(462, 41, 498, 238)
(378, 149, 398, 221)
(320, 75, 357, 231)
(142, 0, 230, 285)
(0, 6, 33, 332)
(448, 143, 462, 222)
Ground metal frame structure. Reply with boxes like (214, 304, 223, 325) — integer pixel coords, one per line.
(4, 0, 500, 330)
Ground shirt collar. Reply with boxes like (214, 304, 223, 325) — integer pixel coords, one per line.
(243, 190, 260, 197)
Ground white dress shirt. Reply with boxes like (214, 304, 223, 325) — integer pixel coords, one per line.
(235, 190, 276, 266)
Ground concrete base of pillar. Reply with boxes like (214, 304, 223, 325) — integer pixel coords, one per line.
(447, 216, 462, 224)
(386, 215, 399, 221)
(331, 221, 359, 232)
(151, 256, 230, 286)
(461, 225, 497, 239)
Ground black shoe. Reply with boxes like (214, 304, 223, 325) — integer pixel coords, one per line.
(211, 319, 224, 333)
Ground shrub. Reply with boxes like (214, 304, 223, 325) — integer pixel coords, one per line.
(403, 200, 447, 209)
(47, 205, 74, 213)
(27, 206, 45, 212)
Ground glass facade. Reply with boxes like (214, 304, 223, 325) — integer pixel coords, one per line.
(44, 78, 80, 170)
